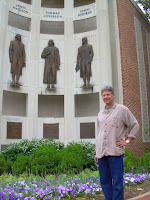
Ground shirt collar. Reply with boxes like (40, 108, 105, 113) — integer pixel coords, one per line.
(102, 102, 117, 113)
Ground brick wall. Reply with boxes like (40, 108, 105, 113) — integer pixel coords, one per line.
(116, 0, 150, 158)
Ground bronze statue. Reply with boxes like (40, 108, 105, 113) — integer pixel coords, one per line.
(41, 39, 60, 89)
(9, 34, 26, 86)
(76, 37, 94, 88)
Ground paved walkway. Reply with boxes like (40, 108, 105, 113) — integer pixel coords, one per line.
(128, 191, 150, 200)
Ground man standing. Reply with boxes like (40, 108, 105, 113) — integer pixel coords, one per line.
(41, 39, 60, 89)
(76, 37, 94, 88)
(94, 86, 139, 200)
(9, 34, 26, 86)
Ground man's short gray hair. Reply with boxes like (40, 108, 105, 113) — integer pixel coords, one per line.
(101, 86, 114, 95)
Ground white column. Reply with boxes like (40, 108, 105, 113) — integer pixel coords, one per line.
(0, 0, 9, 65)
(64, 0, 74, 144)
(0, 0, 9, 144)
(108, 0, 123, 104)
(96, 0, 113, 109)
(27, 0, 41, 139)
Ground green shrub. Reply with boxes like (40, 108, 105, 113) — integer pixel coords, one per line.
(2, 143, 24, 162)
(79, 141, 97, 171)
(124, 148, 139, 173)
(2, 138, 64, 162)
(29, 145, 61, 175)
(145, 145, 150, 153)
(0, 154, 12, 175)
(12, 155, 30, 175)
(140, 152, 150, 172)
(67, 141, 97, 171)
(60, 143, 84, 174)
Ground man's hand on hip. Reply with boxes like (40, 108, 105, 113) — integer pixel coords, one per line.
(116, 139, 127, 147)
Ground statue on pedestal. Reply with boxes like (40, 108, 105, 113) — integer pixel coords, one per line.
(9, 34, 26, 87)
(41, 39, 60, 89)
(76, 37, 94, 88)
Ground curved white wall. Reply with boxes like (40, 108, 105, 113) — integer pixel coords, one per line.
(0, 0, 122, 149)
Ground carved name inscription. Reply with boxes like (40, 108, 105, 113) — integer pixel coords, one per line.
(13, 4, 28, 14)
(74, 3, 96, 20)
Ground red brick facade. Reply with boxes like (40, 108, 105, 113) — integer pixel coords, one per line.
(116, 0, 150, 158)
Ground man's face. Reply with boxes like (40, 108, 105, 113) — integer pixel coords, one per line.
(16, 35, 21, 42)
(49, 40, 53, 46)
(102, 90, 115, 106)
(82, 38, 87, 44)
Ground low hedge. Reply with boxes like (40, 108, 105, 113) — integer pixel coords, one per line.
(1, 139, 150, 175)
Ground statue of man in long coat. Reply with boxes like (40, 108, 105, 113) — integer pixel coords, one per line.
(9, 34, 26, 86)
(76, 37, 94, 88)
(41, 39, 60, 89)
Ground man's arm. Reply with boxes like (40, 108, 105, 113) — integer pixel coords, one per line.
(125, 108, 140, 139)
(76, 48, 80, 72)
(9, 41, 13, 63)
(41, 48, 50, 59)
(56, 48, 60, 70)
(89, 45, 94, 63)
(116, 107, 139, 147)
(22, 44, 26, 67)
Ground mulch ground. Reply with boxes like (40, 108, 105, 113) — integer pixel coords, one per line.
(79, 180, 150, 200)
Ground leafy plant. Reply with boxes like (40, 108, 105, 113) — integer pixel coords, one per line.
(124, 149, 139, 173)
(2, 139, 149, 176)
(29, 144, 61, 175)
(12, 155, 30, 175)
(140, 152, 150, 172)
(60, 143, 84, 174)
(2, 138, 64, 162)
(0, 154, 12, 175)
(146, 145, 150, 153)
(79, 141, 98, 171)
(67, 141, 97, 171)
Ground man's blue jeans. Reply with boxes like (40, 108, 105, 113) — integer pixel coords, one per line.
(98, 155, 124, 200)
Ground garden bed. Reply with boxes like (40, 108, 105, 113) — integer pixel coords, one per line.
(81, 179, 150, 199)
(0, 173, 149, 199)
